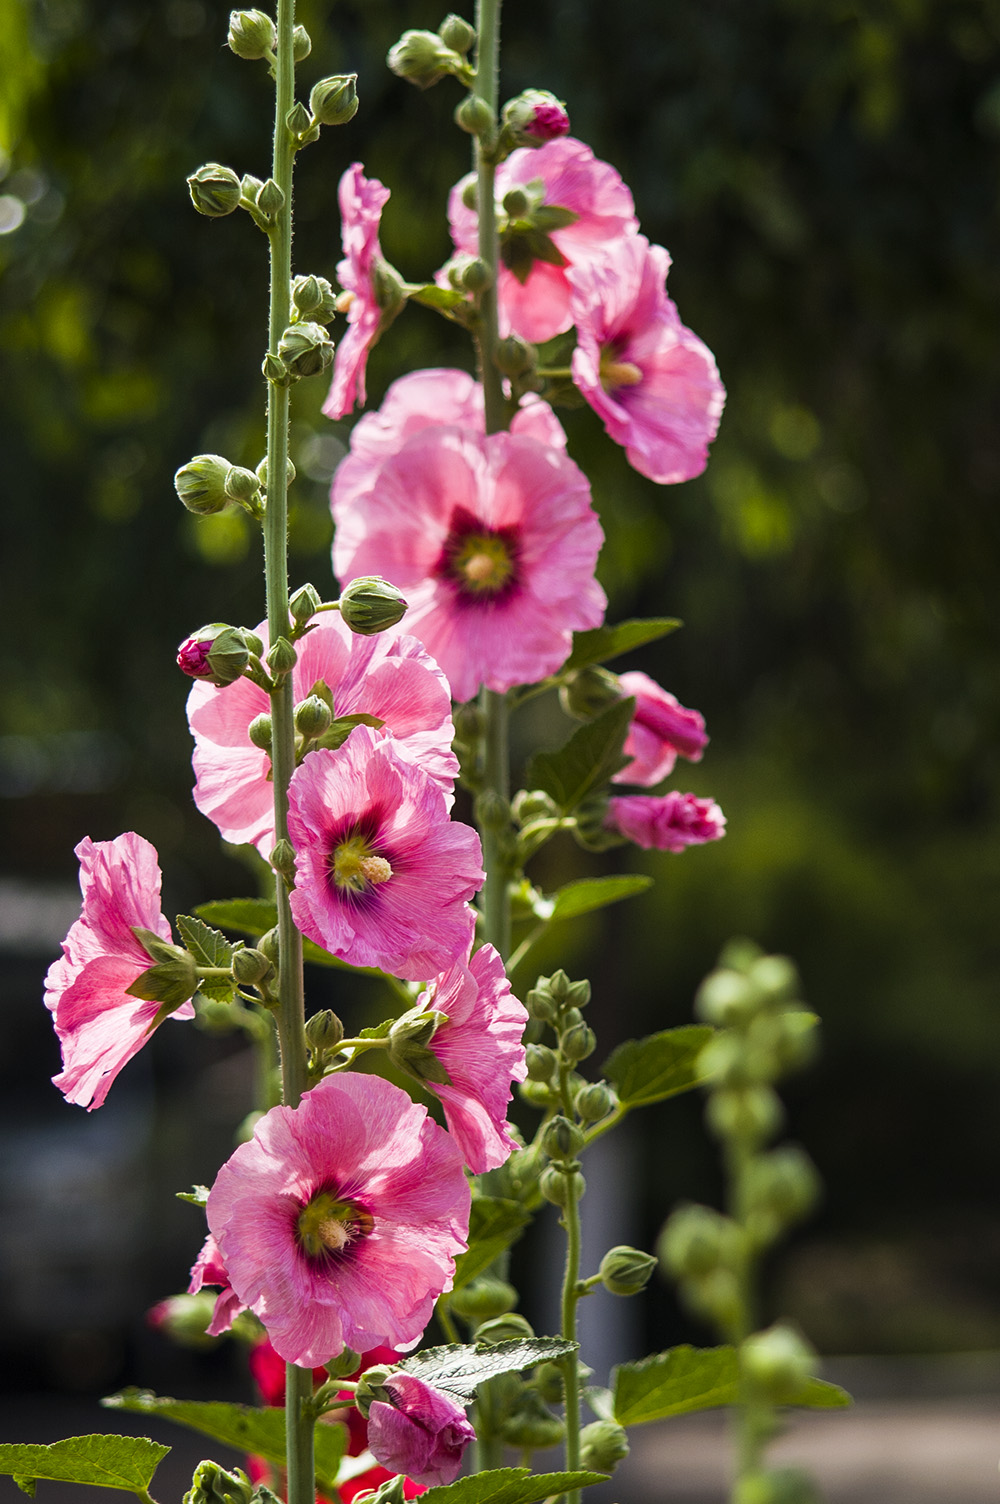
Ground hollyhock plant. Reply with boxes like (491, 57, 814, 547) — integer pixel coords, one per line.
(44, 832, 195, 1111)
(606, 790, 726, 852)
(205, 1071, 470, 1367)
(332, 426, 606, 703)
(446, 136, 638, 342)
(366, 1373, 476, 1488)
(569, 235, 725, 484)
(615, 671, 708, 786)
(287, 726, 483, 981)
(411, 943, 528, 1174)
(323, 163, 394, 420)
(186, 613, 457, 854)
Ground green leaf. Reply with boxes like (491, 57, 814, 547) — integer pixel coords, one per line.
(408, 283, 467, 311)
(0, 1436, 169, 1497)
(451, 1197, 531, 1290)
(418, 1469, 606, 1504)
(175, 1184, 209, 1207)
(102, 1391, 345, 1495)
(564, 617, 682, 672)
(177, 914, 237, 1003)
(195, 900, 359, 973)
(549, 874, 653, 921)
(604, 1025, 715, 1107)
(525, 697, 635, 814)
(611, 1348, 852, 1425)
(397, 1339, 577, 1403)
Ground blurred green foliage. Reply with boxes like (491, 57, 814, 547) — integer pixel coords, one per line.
(2, 0, 1000, 1354)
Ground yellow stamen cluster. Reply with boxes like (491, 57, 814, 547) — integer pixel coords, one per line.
(600, 356, 643, 391)
(332, 833, 393, 893)
(453, 532, 514, 594)
(297, 1191, 374, 1257)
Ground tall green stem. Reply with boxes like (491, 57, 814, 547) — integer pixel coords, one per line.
(263, 3, 313, 1501)
(557, 1066, 583, 1504)
(727, 1140, 768, 1494)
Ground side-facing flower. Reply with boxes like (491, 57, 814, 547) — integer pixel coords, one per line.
(408, 944, 527, 1174)
(187, 613, 457, 854)
(366, 1373, 475, 1488)
(287, 727, 483, 982)
(333, 426, 606, 703)
(614, 671, 708, 786)
(447, 136, 638, 342)
(605, 791, 726, 852)
(569, 235, 725, 484)
(205, 1072, 470, 1367)
(44, 832, 195, 1110)
(188, 1232, 246, 1337)
(323, 164, 398, 420)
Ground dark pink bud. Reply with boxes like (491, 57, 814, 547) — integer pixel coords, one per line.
(500, 89, 570, 148)
(605, 791, 726, 852)
(366, 1372, 475, 1487)
(177, 635, 214, 679)
(615, 671, 708, 785)
(528, 99, 570, 141)
(176, 624, 250, 687)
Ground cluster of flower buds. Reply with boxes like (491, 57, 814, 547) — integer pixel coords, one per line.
(387, 15, 476, 91)
(174, 453, 263, 518)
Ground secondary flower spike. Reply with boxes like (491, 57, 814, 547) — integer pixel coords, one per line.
(606, 791, 726, 852)
(187, 613, 457, 854)
(287, 726, 483, 981)
(204, 1072, 470, 1367)
(44, 832, 195, 1110)
(569, 235, 725, 484)
(332, 426, 606, 703)
(366, 1372, 476, 1488)
(615, 671, 709, 786)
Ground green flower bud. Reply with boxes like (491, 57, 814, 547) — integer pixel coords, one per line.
(541, 1115, 584, 1160)
(262, 352, 290, 385)
(174, 454, 232, 515)
(241, 172, 264, 204)
(270, 838, 296, 881)
(286, 100, 314, 140)
(561, 1021, 596, 1064)
(438, 13, 476, 52)
(387, 29, 462, 89)
(184, 1461, 254, 1504)
(455, 94, 495, 137)
(533, 1360, 564, 1404)
(474, 789, 510, 832)
(488, 1140, 545, 1201)
(255, 455, 295, 489)
(324, 1345, 362, 1378)
(452, 701, 483, 742)
(744, 1146, 820, 1245)
(741, 1323, 815, 1403)
(539, 1163, 584, 1207)
(338, 575, 408, 635)
(227, 9, 276, 59)
(449, 1276, 518, 1321)
(572, 794, 620, 852)
(232, 947, 275, 987)
(706, 1085, 783, 1147)
(501, 1391, 565, 1449)
(278, 320, 334, 378)
(575, 1079, 618, 1122)
(565, 978, 592, 1009)
(459, 257, 493, 295)
(177, 624, 251, 687)
(305, 1008, 345, 1053)
(292, 24, 311, 61)
(560, 1007, 584, 1031)
(599, 1244, 657, 1296)
(525, 983, 557, 1023)
(518, 1078, 557, 1109)
(248, 713, 272, 752)
(243, 630, 264, 658)
(257, 177, 285, 221)
(545, 969, 572, 1002)
(295, 694, 333, 738)
(747, 953, 800, 1004)
(512, 788, 559, 825)
(525, 1044, 557, 1081)
(291, 275, 338, 324)
(289, 581, 322, 624)
(747, 1008, 817, 1076)
(461, 178, 478, 210)
(495, 335, 536, 378)
(148, 1291, 220, 1348)
(734, 1468, 821, 1504)
(559, 665, 622, 721)
(223, 465, 261, 503)
(266, 636, 297, 675)
(187, 162, 242, 217)
(309, 74, 359, 127)
(694, 967, 762, 1028)
(502, 187, 530, 218)
(579, 1419, 629, 1474)
(475, 1312, 534, 1345)
(657, 1202, 743, 1280)
(258, 928, 279, 966)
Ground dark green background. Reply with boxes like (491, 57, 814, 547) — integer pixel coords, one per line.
(2, 0, 999, 1389)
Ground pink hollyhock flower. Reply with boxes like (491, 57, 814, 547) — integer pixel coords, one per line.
(331, 367, 566, 521)
(332, 426, 606, 703)
(205, 1071, 470, 1367)
(605, 791, 726, 852)
(323, 163, 393, 420)
(287, 727, 483, 982)
(569, 236, 725, 484)
(614, 671, 708, 786)
(367, 1373, 475, 1488)
(414, 944, 527, 1174)
(44, 832, 195, 1110)
(188, 1232, 246, 1337)
(447, 137, 638, 342)
(187, 613, 457, 854)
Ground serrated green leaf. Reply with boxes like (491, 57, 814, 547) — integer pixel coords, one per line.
(101, 1391, 345, 1496)
(451, 1197, 531, 1290)
(176, 1185, 209, 1207)
(0, 1436, 169, 1497)
(195, 901, 375, 974)
(408, 283, 467, 310)
(525, 697, 635, 814)
(397, 1339, 576, 1403)
(564, 617, 682, 672)
(549, 874, 653, 921)
(604, 1025, 715, 1107)
(418, 1469, 606, 1504)
(176, 914, 235, 970)
(612, 1347, 851, 1425)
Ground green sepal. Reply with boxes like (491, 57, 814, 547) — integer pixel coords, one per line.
(396, 1339, 577, 1404)
(603, 1025, 715, 1107)
(131, 926, 180, 965)
(501, 227, 567, 284)
(176, 1184, 210, 1207)
(611, 1345, 851, 1426)
(532, 205, 579, 233)
(451, 1196, 531, 1290)
(408, 283, 467, 310)
(416, 1470, 608, 1504)
(126, 947, 199, 1016)
(525, 696, 635, 813)
(102, 1392, 345, 1498)
(564, 617, 683, 673)
(0, 1436, 169, 1498)
(311, 712, 385, 752)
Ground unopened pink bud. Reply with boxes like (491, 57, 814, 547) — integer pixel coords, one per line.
(177, 636, 213, 679)
(501, 89, 570, 147)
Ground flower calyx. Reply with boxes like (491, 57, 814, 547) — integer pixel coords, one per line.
(128, 927, 200, 1017)
(177, 624, 255, 687)
(291, 275, 338, 325)
(187, 162, 242, 218)
(386, 29, 474, 90)
(309, 74, 359, 129)
(227, 9, 276, 62)
(278, 321, 335, 380)
(337, 575, 408, 636)
(388, 1006, 452, 1086)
